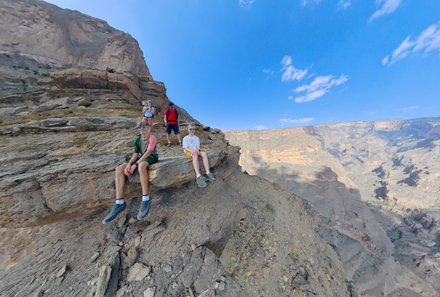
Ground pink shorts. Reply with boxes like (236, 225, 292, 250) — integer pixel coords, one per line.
(143, 117, 153, 126)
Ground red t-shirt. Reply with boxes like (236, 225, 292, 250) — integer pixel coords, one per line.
(164, 108, 179, 124)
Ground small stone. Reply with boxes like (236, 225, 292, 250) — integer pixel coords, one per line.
(56, 265, 67, 278)
(220, 276, 226, 282)
(89, 252, 100, 263)
(116, 214, 126, 228)
(164, 264, 172, 273)
(86, 286, 96, 297)
(127, 262, 151, 282)
(143, 286, 156, 297)
(41, 118, 68, 127)
(134, 236, 142, 248)
(116, 286, 129, 297)
(95, 265, 112, 297)
(217, 282, 225, 291)
(190, 244, 197, 251)
(129, 218, 137, 224)
(32, 289, 44, 297)
(78, 98, 92, 107)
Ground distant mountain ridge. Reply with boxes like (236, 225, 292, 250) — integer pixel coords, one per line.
(226, 116, 440, 297)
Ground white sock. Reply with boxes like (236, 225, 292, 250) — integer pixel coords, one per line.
(116, 199, 125, 205)
(142, 195, 150, 202)
(196, 174, 201, 179)
(206, 170, 210, 174)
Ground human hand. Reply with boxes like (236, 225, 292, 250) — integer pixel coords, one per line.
(128, 163, 137, 175)
(124, 164, 131, 176)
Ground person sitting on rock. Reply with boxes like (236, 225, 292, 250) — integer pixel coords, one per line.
(163, 102, 181, 147)
(142, 99, 155, 127)
(182, 124, 216, 188)
(102, 118, 158, 224)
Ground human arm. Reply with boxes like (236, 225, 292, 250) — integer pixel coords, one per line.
(125, 153, 139, 175)
(163, 109, 168, 125)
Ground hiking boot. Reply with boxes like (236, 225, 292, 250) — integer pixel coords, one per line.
(137, 199, 151, 220)
(196, 175, 207, 188)
(102, 203, 126, 224)
(206, 172, 216, 182)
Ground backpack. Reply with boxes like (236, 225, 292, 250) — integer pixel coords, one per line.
(165, 108, 179, 122)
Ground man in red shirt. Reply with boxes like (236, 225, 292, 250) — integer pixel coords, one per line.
(163, 102, 182, 146)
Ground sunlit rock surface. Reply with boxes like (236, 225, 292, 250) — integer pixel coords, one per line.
(0, 1, 350, 296)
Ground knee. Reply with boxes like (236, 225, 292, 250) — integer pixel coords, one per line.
(138, 162, 148, 173)
(201, 151, 207, 157)
(116, 164, 125, 174)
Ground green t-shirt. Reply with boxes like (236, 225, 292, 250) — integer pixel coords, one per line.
(133, 134, 157, 156)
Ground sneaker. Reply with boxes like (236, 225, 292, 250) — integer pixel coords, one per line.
(167, 142, 171, 147)
(206, 172, 216, 182)
(196, 175, 207, 188)
(137, 199, 151, 220)
(102, 203, 127, 224)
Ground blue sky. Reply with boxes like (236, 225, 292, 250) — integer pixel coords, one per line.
(46, 0, 440, 130)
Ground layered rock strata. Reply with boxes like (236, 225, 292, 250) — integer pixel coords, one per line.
(226, 119, 440, 297)
(0, 0, 350, 296)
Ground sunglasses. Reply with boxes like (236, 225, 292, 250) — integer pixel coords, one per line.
(188, 128, 196, 131)
(137, 125, 149, 129)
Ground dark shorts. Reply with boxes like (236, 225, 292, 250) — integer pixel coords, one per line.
(166, 124, 180, 134)
(127, 154, 158, 182)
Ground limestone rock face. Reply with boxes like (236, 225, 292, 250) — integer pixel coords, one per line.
(0, 0, 151, 78)
(0, 1, 350, 296)
(226, 118, 440, 297)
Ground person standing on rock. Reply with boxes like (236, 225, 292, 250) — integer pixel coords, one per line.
(102, 118, 158, 224)
(142, 99, 155, 127)
(182, 124, 216, 188)
(163, 102, 181, 147)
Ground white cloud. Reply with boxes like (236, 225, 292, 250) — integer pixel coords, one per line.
(370, 0, 401, 22)
(338, 0, 351, 9)
(383, 22, 440, 65)
(263, 69, 274, 75)
(281, 55, 308, 82)
(239, 0, 254, 8)
(254, 125, 268, 130)
(279, 117, 315, 124)
(301, 0, 321, 6)
(398, 106, 417, 112)
(293, 74, 348, 103)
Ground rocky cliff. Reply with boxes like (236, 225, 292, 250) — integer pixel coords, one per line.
(226, 118, 440, 297)
(0, 1, 350, 296)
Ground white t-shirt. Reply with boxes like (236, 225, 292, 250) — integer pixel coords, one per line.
(182, 135, 200, 151)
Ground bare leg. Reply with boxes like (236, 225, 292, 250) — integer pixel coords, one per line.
(138, 162, 150, 195)
(166, 133, 171, 144)
(176, 133, 181, 143)
(200, 151, 210, 173)
(192, 153, 201, 176)
(115, 163, 127, 198)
